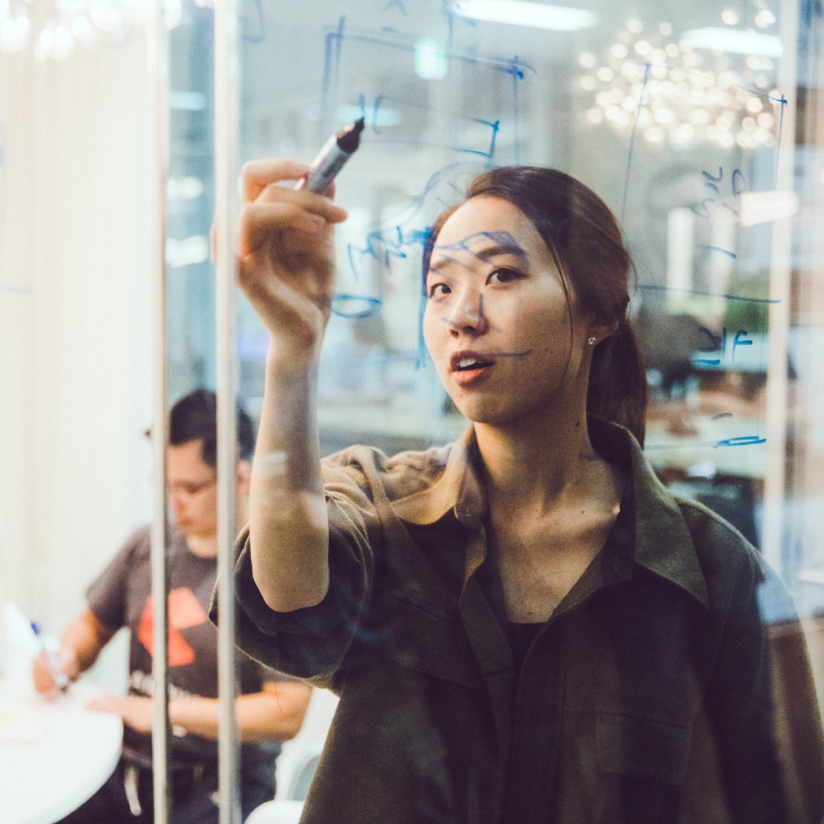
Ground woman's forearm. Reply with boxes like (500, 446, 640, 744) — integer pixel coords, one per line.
(232, 160, 346, 613)
(249, 353, 330, 613)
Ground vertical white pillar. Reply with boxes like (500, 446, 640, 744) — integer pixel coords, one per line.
(214, 0, 241, 820)
(148, 0, 170, 821)
(666, 207, 695, 312)
(762, 0, 799, 573)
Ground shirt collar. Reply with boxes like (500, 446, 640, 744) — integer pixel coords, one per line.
(590, 418, 710, 608)
(391, 427, 486, 529)
(393, 418, 710, 609)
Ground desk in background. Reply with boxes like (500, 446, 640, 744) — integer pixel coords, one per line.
(0, 682, 122, 824)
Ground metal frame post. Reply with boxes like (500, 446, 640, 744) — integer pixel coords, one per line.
(148, 0, 171, 820)
(214, 0, 241, 820)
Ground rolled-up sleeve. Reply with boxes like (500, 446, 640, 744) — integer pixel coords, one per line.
(212, 456, 383, 685)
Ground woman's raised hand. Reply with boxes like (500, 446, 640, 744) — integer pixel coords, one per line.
(235, 159, 348, 367)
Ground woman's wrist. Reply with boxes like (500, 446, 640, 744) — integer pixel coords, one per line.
(265, 341, 322, 378)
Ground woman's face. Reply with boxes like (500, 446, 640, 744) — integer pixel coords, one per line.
(423, 195, 598, 427)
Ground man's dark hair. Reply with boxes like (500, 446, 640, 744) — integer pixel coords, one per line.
(169, 388, 255, 467)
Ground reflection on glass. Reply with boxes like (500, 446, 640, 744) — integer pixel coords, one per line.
(209, 1, 824, 820)
(4, 0, 824, 822)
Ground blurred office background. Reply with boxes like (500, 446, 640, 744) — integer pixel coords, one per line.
(1, 0, 823, 700)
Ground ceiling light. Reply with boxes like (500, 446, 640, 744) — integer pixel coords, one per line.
(415, 38, 448, 79)
(680, 27, 783, 57)
(452, 0, 597, 32)
(755, 9, 776, 27)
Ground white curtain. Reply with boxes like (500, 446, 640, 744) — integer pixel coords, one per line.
(0, 35, 154, 639)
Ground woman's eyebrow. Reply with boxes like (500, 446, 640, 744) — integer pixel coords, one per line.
(428, 255, 460, 274)
(475, 244, 527, 262)
(429, 243, 527, 274)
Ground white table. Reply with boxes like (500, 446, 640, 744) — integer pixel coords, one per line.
(0, 684, 123, 824)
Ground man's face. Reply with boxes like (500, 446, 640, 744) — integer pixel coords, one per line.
(166, 439, 218, 540)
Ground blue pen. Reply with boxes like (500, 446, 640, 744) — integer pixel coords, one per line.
(31, 621, 69, 690)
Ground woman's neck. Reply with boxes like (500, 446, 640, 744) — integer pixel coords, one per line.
(475, 402, 605, 515)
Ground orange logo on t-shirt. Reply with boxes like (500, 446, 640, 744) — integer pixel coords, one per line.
(137, 588, 208, 666)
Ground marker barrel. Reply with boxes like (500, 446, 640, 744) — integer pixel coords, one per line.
(296, 117, 364, 194)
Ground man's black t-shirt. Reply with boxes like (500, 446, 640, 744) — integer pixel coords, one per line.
(87, 526, 291, 774)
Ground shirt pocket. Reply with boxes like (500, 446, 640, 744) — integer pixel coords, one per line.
(596, 712, 692, 785)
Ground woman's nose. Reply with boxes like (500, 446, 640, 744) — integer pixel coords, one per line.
(445, 292, 487, 336)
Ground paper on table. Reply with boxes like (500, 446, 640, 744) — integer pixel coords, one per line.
(2, 601, 43, 698)
(0, 710, 51, 745)
(3, 602, 41, 659)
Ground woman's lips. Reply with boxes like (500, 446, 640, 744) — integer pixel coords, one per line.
(450, 352, 494, 386)
(452, 365, 492, 386)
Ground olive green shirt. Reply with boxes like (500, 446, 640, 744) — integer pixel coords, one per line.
(218, 418, 823, 824)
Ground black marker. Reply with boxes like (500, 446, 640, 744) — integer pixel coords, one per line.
(296, 117, 365, 194)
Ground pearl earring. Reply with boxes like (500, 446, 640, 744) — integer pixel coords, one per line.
(588, 336, 597, 346)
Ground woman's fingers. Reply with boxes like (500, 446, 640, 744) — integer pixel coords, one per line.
(239, 202, 320, 258)
(255, 182, 348, 220)
(238, 192, 346, 257)
(241, 158, 309, 203)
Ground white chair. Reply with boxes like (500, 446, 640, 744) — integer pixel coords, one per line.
(246, 799, 304, 824)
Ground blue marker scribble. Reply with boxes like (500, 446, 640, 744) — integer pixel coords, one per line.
(696, 245, 737, 259)
(631, 62, 784, 102)
(321, 17, 347, 131)
(646, 436, 767, 450)
(693, 167, 744, 219)
(621, 62, 650, 224)
(732, 169, 746, 197)
(345, 162, 480, 286)
(371, 94, 385, 134)
(702, 167, 722, 192)
(241, 0, 265, 43)
(332, 294, 382, 319)
(431, 230, 524, 261)
(713, 436, 767, 449)
(321, 21, 535, 79)
(505, 56, 525, 164)
(356, 94, 499, 158)
(775, 95, 788, 189)
(732, 330, 752, 361)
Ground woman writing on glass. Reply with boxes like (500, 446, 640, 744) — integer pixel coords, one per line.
(219, 160, 821, 823)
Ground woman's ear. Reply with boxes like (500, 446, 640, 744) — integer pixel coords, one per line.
(587, 318, 619, 347)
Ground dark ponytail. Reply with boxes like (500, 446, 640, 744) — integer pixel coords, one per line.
(423, 166, 648, 445)
(588, 322, 647, 446)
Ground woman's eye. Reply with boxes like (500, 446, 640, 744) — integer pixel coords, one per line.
(428, 282, 451, 298)
(488, 267, 521, 284)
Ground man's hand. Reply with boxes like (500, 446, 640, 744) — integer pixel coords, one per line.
(32, 648, 79, 694)
(31, 609, 116, 694)
(87, 695, 154, 734)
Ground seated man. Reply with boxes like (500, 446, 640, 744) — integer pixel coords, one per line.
(33, 388, 312, 824)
